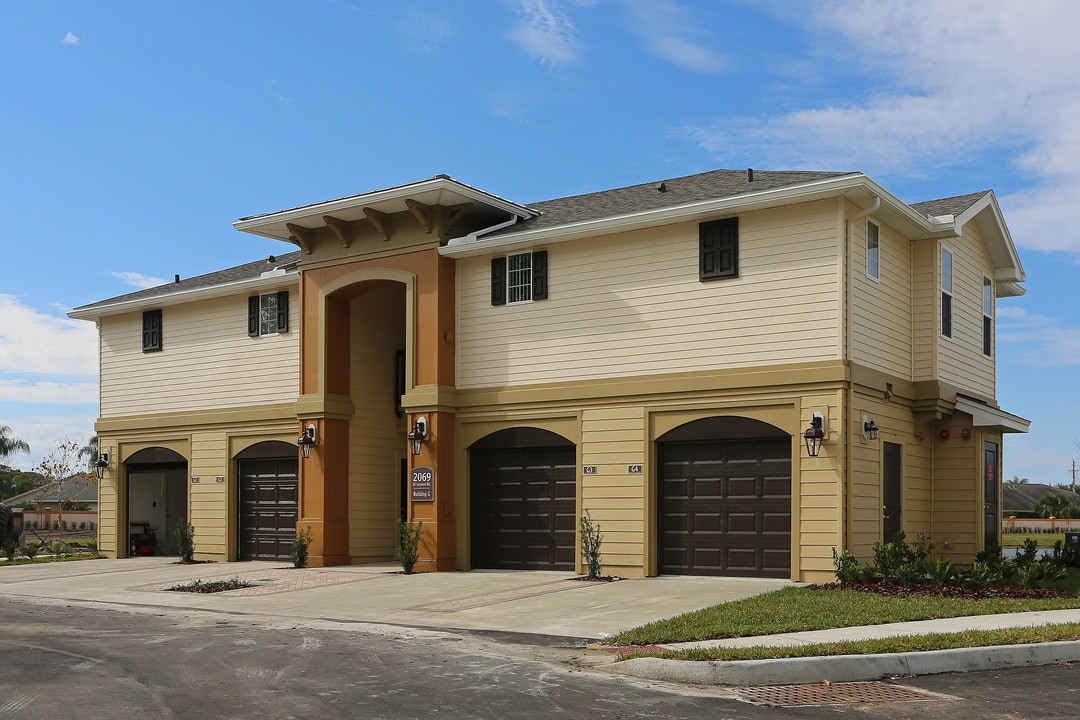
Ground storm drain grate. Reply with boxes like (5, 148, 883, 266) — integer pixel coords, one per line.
(735, 681, 952, 707)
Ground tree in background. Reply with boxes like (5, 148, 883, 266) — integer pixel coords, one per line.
(33, 437, 92, 537)
(78, 436, 99, 472)
(0, 425, 29, 460)
(1033, 492, 1080, 520)
(1007, 475, 1030, 484)
(0, 467, 36, 501)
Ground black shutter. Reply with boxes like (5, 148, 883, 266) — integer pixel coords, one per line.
(699, 217, 738, 280)
(491, 257, 507, 306)
(248, 296, 260, 336)
(276, 290, 289, 333)
(142, 309, 162, 352)
(531, 250, 548, 300)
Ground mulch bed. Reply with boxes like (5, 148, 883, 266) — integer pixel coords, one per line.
(808, 580, 1078, 600)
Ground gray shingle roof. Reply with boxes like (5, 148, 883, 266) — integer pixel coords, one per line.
(72, 251, 301, 312)
(910, 191, 991, 219)
(488, 169, 857, 237)
(3, 479, 98, 505)
(1003, 483, 1080, 514)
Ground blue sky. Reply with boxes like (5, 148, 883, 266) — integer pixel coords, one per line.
(1, 0, 1078, 483)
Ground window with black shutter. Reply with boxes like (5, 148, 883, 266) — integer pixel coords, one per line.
(491, 251, 549, 306)
(699, 217, 738, 281)
(248, 291, 289, 336)
(142, 309, 162, 352)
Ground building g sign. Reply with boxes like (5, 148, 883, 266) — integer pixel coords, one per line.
(410, 465, 435, 502)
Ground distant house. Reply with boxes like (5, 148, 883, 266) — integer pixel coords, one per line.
(4, 479, 98, 511)
(1003, 483, 1080, 518)
(70, 169, 1029, 582)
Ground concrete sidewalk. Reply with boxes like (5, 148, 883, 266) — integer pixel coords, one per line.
(4, 556, 1080, 686)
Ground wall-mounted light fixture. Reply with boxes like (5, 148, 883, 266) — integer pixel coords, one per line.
(94, 451, 110, 480)
(298, 424, 317, 459)
(803, 413, 825, 457)
(407, 417, 428, 456)
(862, 416, 880, 440)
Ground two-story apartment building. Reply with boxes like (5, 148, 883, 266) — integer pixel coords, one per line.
(69, 169, 1029, 582)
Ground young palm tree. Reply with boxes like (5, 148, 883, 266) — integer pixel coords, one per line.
(0, 425, 29, 460)
(78, 435, 99, 471)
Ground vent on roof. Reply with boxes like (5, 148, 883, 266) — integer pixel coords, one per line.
(656, 182, 667, 193)
(174, 274, 180, 283)
(268, 255, 276, 263)
(747, 168, 754, 182)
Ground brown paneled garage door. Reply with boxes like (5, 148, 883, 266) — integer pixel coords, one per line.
(239, 457, 298, 562)
(658, 437, 791, 578)
(470, 446, 576, 570)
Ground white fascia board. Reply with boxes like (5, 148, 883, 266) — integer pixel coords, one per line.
(441, 174, 944, 258)
(233, 177, 537, 240)
(956, 192, 1026, 284)
(954, 396, 1031, 434)
(67, 271, 298, 321)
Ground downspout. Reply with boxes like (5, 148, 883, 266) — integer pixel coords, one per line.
(453, 214, 521, 245)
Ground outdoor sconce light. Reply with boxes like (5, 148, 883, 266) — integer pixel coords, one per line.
(803, 413, 825, 457)
(298, 424, 317, 459)
(94, 451, 109, 480)
(407, 417, 428, 456)
(862, 416, 880, 440)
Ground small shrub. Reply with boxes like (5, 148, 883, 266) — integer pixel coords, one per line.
(89, 521, 96, 531)
(79, 522, 87, 531)
(49, 541, 73, 557)
(396, 520, 423, 574)
(2, 541, 17, 562)
(926, 558, 956, 588)
(85, 538, 97, 553)
(175, 519, 196, 562)
(832, 548, 874, 583)
(291, 526, 313, 568)
(20, 543, 38, 559)
(580, 510, 603, 579)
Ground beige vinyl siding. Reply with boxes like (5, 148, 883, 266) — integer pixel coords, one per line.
(189, 431, 227, 560)
(457, 200, 843, 389)
(348, 285, 407, 562)
(99, 288, 299, 417)
(797, 392, 845, 580)
(850, 218, 913, 378)
(936, 225, 996, 398)
(911, 239, 937, 382)
(580, 406, 646, 575)
(930, 416, 986, 559)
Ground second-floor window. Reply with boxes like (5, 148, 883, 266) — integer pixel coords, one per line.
(142, 309, 162, 352)
(491, 250, 548, 306)
(248, 291, 289, 337)
(866, 221, 880, 280)
(940, 246, 953, 339)
(699, 217, 738, 281)
(983, 276, 993, 356)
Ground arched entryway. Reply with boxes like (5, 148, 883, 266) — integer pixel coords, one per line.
(657, 416, 791, 578)
(469, 427, 576, 570)
(236, 440, 299, 561)
(125, 447, 187, 557)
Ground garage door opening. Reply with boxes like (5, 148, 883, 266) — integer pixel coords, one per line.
(658, 416, 791, 578)
(125, 447, 187, 557)
(469, 427, 576, 570)
(237, 441, 298, 562)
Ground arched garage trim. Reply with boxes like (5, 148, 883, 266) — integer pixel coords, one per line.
(468, 426, 576, 570)
(656, 415, 792, 578)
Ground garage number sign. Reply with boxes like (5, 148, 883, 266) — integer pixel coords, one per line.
(410, 466, 435, 502)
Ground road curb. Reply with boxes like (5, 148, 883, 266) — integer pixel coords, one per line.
(612, 640, 1080, 686)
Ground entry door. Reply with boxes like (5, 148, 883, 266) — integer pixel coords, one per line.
(984, 442, 1000, 549)
(882, 442, 902, 541)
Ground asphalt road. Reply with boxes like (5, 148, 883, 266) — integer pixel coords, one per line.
(2, 596, 1080, 719)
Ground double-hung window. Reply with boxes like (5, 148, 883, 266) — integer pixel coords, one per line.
(866, 221, 880, 280)
(248, 291, 290, 336)
(491, 250, 548, 306)
(940, 246, 953, 339)
(982, 276, 993, 356)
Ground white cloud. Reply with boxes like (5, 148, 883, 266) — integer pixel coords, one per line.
(623, 0, 728, 74)
(0, 380, 98, 405)
(997, 306, 1080, 367)
(678, 0, 1080, 254)
(0, 416, 96, 473)
(0, 295, 97, 375)
(110, 271, 167, 290)
(508, 0, 582, 65)
(62, 32, 80, 46)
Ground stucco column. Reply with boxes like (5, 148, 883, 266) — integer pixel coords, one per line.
(298, 418, 351, 567)
(408, 411, 456, 571)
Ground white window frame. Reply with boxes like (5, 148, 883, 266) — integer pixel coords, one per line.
(507, 251, 533, 305)
(866, 220, 880, 280)
(258, 292, 279, 337)
(940, 246, 953, 339)
(982, 275, 993, 356)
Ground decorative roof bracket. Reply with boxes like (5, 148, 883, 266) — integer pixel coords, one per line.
(363, 207, 391, 241)
(323, 215, 352, 248)
(286, 223, 315, 254)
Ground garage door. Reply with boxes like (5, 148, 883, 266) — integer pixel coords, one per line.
(470, 446, 576, 570)
(239, 457, 298, 561)
(659, 437, 790, 578)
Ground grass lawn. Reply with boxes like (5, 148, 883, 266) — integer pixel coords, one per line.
(611, 577, 1080, 648)
(1001, 532, 1066, 547)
